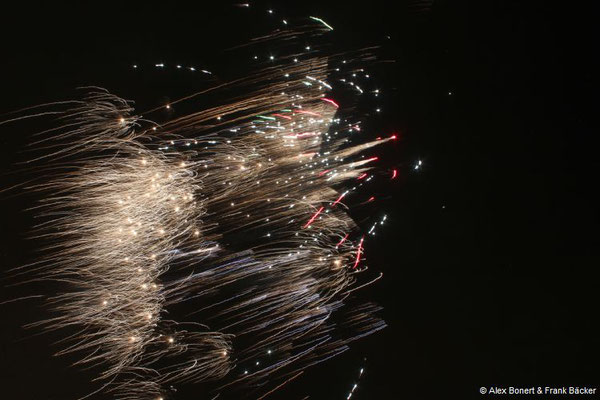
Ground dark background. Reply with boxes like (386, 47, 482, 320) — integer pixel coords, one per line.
(1, 1, 598, 399)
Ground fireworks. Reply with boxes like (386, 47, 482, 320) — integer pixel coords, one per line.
(4, 11, 394, 400)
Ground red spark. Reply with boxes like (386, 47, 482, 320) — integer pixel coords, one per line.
(332, 192, 346, 206)
(336, 233, 349, 248)
(303, 206, 325, 228)
(353, 236, 365, 269)
(321, 98, 339, 108)
(391, 169, 397, 179)
(357, 173, 368, 180)
(272, 113, 293, 120)
(296, 110, 322, 117)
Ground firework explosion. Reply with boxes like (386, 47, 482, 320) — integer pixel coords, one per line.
(4, 12, 394, 400)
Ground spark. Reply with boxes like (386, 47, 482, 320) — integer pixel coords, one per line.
(353, 237, 365, 269)
(310, 16, 334, 31)
(321, 98, 339, 108)
(332, 191, 348, 206)
(336, 233, 350, 248)
(303, 206, 325, 228)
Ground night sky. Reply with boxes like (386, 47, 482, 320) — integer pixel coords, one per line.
(1, 1, 598, 399)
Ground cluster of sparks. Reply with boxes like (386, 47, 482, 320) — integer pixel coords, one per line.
(6, 10, 399, 400)
(346, 363, 366, 400)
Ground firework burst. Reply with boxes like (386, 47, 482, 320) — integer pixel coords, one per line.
(4, 13, 393, 400)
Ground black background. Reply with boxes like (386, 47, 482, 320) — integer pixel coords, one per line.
(1, 1, 598, 399)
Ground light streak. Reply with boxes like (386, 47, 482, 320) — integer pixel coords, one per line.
(303, 206, 325, 228)
(353, 237, 365, 269)
(295, 109, 322, 117)
(272, 113, 292, 120)
(332, 191, 348, 206)
(321, 98, 339, 108)
(309, 16, 334, 31)
(336, 233, 350, 248)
